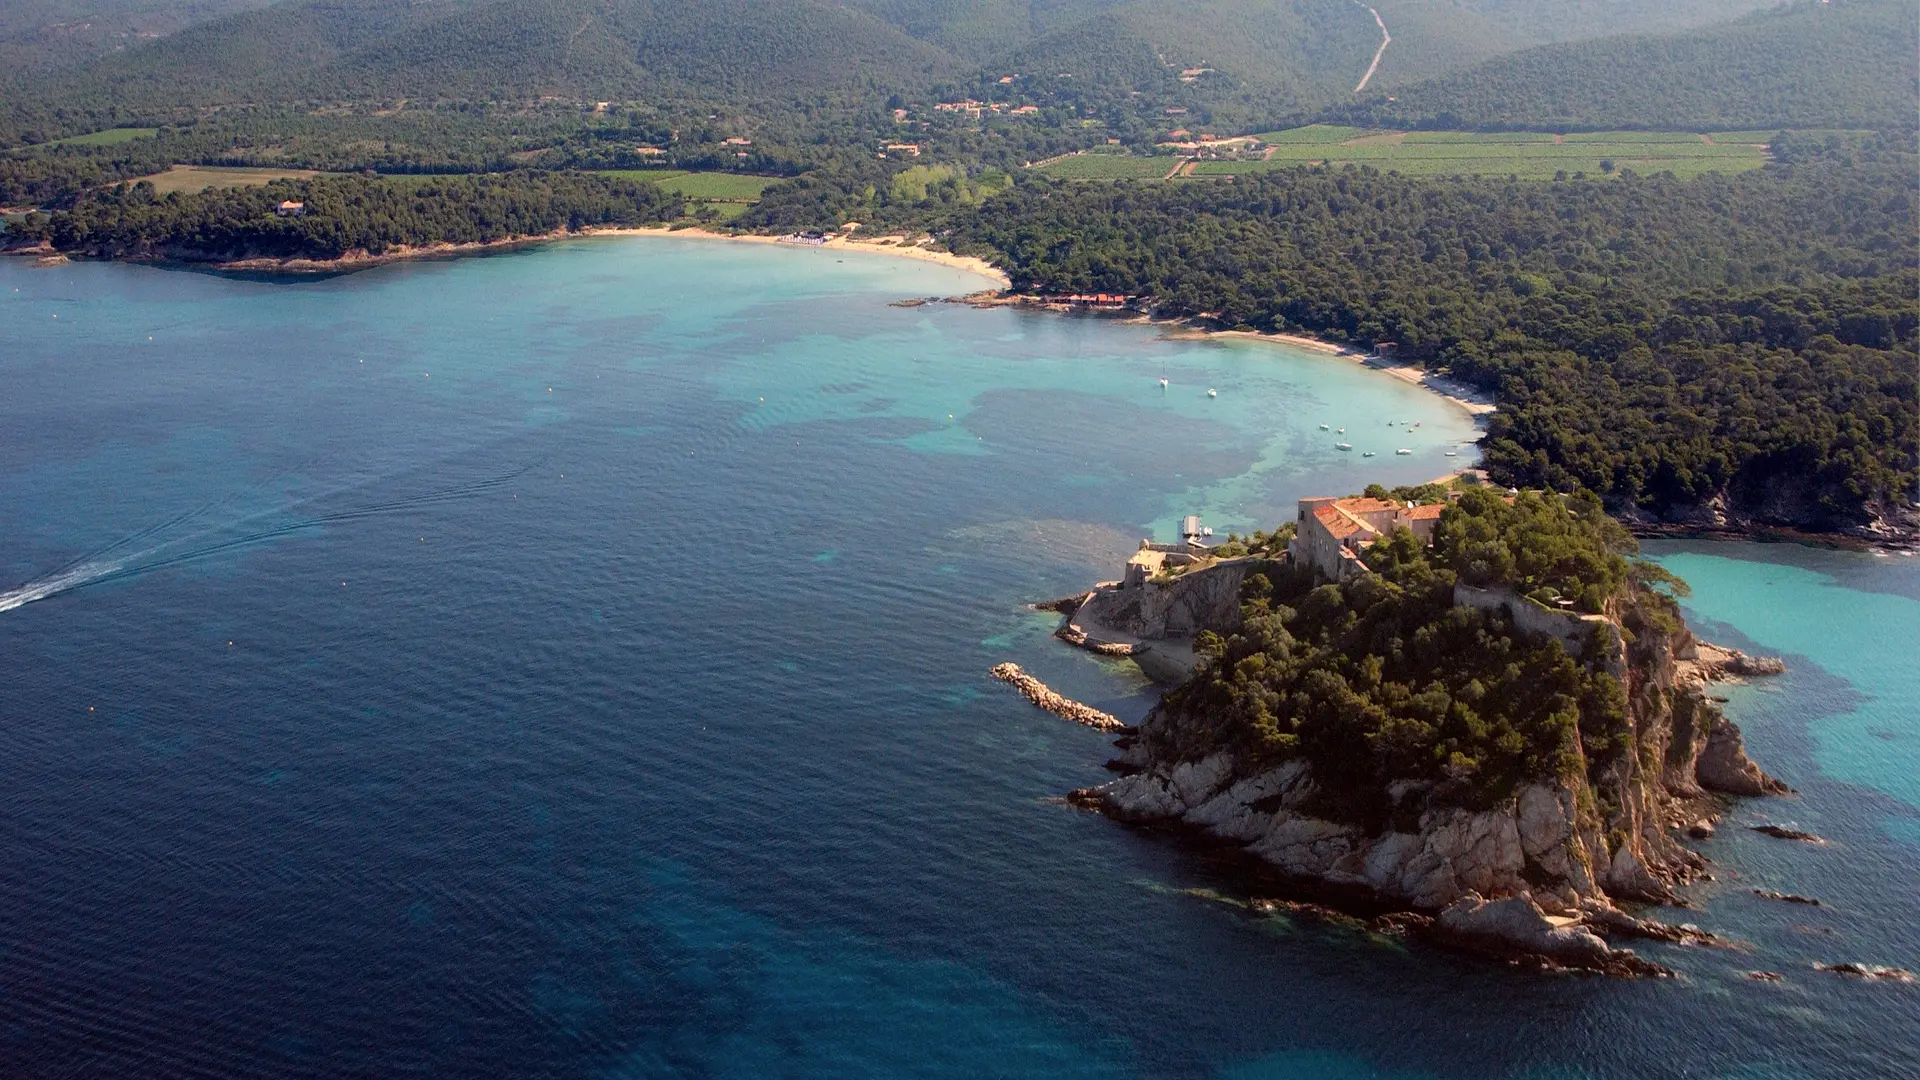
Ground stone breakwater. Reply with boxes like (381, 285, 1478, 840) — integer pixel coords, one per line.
(989, 664, 1130, 732)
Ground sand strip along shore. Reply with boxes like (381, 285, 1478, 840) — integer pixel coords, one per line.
(594, 226, 1010, 288)
(46, 224, 1011, 285)
(1026, 317, 1496, 421)
(1175, 327, 1495, 419)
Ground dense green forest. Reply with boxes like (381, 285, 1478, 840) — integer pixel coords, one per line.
(1158, 487, 1650, 822)
(1344, 0, 1919, 131)
(767, 132, 1915, 531)
(0, 0, 273, 78)
(7, 171, 684, 260)
(9, 0, 954, 111)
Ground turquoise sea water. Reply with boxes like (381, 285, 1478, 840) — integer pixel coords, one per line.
(2, 241, 1915, 1077)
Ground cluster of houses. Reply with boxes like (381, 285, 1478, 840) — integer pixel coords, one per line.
(1047, 293, 1135, 309)
(1158, 132, 1269, 159)
(932, 100, 1041, 118)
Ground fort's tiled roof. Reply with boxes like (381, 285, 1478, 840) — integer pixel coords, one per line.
(1334, 497, 1400, 516)
(1404, 503, 1445, 520)
(1314, 504, 1368, 539)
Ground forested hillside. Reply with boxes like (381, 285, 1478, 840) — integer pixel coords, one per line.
(839, 0, 1128, 60)
(1362, 0, 1778, 87)
(994, 0, 1376, 115)
(0, 0, 276, 79)
(4, 0, 1823, 141)
(24, 0, 956, 110)
(1348, 0, 1919, 130)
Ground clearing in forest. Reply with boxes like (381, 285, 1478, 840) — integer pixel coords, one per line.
(127, 166, 328, 194)
(1035, 126, 1785, 182)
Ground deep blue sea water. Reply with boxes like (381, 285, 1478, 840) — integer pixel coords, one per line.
(2, 240, 1915, 1078)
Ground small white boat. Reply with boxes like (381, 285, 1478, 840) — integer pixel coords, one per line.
(1207, 388, 1217, 398)
(1444, 450, 1459, 457)
(1362, 451, 1377, 457)
(1336, 427, 1346, 434)
(1335, 442, 1353, 451)
(1318, 424, 1330, 430)
(1158, 378, 1169, 388)
(1396, 448, 1412, 456)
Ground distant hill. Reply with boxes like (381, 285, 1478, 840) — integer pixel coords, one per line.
(1412, 0, 1783, 45)
(1003, 0, 1377, 110)
(22, 0, 957, 109)
(0, 0, 278, 80)
(1346, 0, 1920, 130)
(7, 0, 1816, 123)
(837, 0, 1129, 61)
(1363, 0, 1782, 87)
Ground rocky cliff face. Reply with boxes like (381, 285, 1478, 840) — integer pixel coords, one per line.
(1070, 559, 1786, 971)
(1053, 557, 1265, 683)
(1620, 489, 1920, 550)
(1071, 558, 1259, 641)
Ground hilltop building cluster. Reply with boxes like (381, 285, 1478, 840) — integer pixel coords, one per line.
(1290, 495, 1446, 581)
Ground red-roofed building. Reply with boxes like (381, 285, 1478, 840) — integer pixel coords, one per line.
(1292, 495, 1450, 580)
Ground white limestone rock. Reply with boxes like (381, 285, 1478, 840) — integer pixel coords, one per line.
(1436, 892, 1612, 963)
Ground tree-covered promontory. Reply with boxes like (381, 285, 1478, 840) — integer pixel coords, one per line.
(9, 171, 685, 261)
(1158, 487, 1670, 823)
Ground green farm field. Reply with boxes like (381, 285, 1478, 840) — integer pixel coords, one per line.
(590, 169, 692, 183)
(130, 165, 327, 194)
(46, 127, 160, 147)
(587, 169, 778, 220)
(650, 173, 779, 201)
(1032, 152, 1176, 180)
(1205, 127, 1771, 180)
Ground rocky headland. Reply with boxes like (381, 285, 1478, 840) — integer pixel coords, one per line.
(1035, 488, 1795, 974)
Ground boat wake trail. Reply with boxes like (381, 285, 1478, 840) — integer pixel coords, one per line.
(0, 564, 127, 613)
(0, 463, 534, 613)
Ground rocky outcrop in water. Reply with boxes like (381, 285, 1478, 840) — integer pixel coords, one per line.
(1750, 824, 1825, 843)
(1813, 962, 1914, 982)
(1698, 715, 1791, 796)
(1753, 889, 1821, 906)
(1062, 552, 1789, 974)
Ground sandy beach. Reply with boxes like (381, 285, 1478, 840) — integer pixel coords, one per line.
(126, 223, 1011, 285)
(1200, 327, 1495, 418)
(1052, 315, 1497, 420)
(594, 225, 1011, 288)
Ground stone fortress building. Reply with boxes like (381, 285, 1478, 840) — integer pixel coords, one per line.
(1289, 496, 1447, 581)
